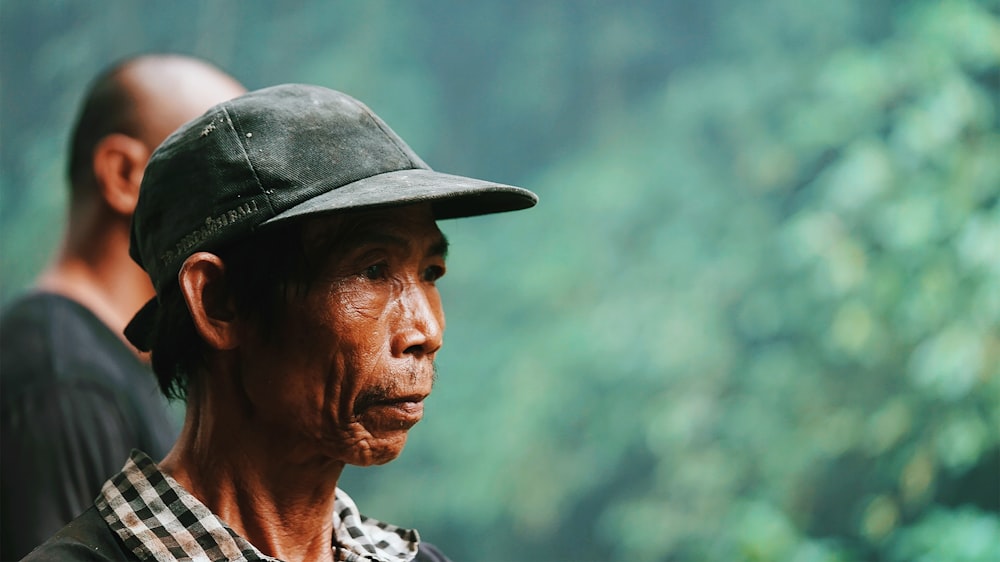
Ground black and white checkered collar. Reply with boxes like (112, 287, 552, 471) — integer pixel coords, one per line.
(96, 450, 420, 562)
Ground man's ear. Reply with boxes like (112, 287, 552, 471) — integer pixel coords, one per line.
(179, 252, 241, 351)
(92, 133, 150, 216)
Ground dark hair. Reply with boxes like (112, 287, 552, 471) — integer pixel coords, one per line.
(146, 207, 400, 400)
(150, 212, 358, 400)
(147, 219, 333, 400)
(66, 57, 143, 197)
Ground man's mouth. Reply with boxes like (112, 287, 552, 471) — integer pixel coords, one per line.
(355, 393, 428, 430)
(357, 392, 427, 411)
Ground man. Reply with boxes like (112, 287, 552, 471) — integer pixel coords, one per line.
(0, 55, 246, 560)
(24, 84, 537, 561)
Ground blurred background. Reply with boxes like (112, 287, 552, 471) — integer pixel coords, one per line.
(2, 1, 998, 560)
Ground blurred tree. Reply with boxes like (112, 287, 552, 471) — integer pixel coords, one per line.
(355, 1, 1000, 560)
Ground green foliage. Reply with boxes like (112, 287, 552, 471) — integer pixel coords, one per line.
(2, 1, 997, 560)
(889, 507, 1000, 561)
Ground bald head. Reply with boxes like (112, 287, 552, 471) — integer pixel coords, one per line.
(67, 55, 246, 200)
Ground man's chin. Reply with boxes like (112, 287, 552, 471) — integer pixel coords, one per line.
(347, 432, 411, 466)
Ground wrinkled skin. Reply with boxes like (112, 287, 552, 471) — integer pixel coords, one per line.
(237, 203, 448, 466)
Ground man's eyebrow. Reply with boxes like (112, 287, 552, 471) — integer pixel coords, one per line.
(430, 235, 449, 259)
(339, 230, 449, 258)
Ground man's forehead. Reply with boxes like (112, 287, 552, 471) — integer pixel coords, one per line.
(298, 204, 445, 254)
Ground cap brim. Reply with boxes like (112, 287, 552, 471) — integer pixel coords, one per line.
(261, 168, 538, 227)
(125, 169, 537, 351)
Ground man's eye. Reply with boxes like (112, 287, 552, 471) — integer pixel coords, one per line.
(423, 265, 445, 282)
(364, 263, 388, 280)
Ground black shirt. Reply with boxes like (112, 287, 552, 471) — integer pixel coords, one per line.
(0, 293, 177, 560)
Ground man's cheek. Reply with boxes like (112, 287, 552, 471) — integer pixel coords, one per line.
(335, 289, 390, 321)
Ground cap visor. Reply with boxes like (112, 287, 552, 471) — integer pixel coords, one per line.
(261, 168, 537, 227)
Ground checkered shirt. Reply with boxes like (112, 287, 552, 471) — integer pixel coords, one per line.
(95, 450, 420, 562)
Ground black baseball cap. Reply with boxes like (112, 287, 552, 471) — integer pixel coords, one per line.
(124, 83, 537, 350)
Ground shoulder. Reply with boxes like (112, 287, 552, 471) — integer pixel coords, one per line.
(1, 292, 128, 388)
(22, 506, 135, 561)
(1, 293, 177, 465)
(1, 292, 153, 402)
(416, 541, 453, 562)
(0, 293, 64, 387)
(0, 292, 93, 340)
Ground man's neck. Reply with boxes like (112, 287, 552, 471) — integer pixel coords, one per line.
(36, 244, 153, 352)
(159, 395, 345, 562)
(36, 204, 153, 341)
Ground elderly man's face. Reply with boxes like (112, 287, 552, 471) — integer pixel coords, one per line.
(239, 203, 447, 466)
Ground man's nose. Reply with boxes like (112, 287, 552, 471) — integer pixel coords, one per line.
(391, 283, 444, 358)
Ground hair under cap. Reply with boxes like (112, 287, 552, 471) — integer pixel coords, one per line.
(125, 83, 537, 350)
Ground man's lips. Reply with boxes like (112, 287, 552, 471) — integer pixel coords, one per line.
(356, 393, 428, 430)
(358, 393, 428, 411)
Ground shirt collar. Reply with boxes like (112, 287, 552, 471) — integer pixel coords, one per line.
(96, 450, 420, 562)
